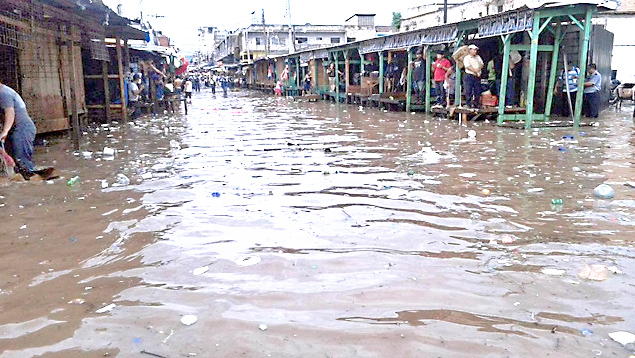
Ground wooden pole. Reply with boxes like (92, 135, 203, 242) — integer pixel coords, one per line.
(123, 38, 130, 75)
(544, 22, 562, 119)
(68, 40, 80, 150)
(115, 37, 128, 122)
(102, 60, 112, 123)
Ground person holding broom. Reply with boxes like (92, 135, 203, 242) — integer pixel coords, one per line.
(0, 80, 36, 179)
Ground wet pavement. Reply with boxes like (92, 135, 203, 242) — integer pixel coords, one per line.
(1, 89, 634, 357)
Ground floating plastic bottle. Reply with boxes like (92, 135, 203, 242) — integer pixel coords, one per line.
(116, 174, 130, 186)
(594, 184, 614, 199)
(551, 198, 563, 205)
(67, 176, 80, 186)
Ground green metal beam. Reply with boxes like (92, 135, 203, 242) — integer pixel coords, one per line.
(497, 34, 511, 122)
(525, 13, 542, 129)
(536, 6, 587, 19)
(573, 5, 594, 126)
(567, 14, 584, 30)
(544, 22, 562, 119)
(379, 51, 384, 94)
(499, 113, 547, 122)
(406, 48, 413, 112)
(335, 52, 340, 100)
(425, 46, 432, 113)
(454, 31, 465, 107)
(538, 16, 554, 36)
(510, 44, 554, 51)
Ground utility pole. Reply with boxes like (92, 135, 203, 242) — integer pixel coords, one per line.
(262, 9, 269, 57)
(443, 0, 448, 23)
(287, 0, 294, 54)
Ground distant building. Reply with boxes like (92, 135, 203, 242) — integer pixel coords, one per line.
(594, 0, 635, 80)
(207, 15, 392, 65)
(401, 0, 514, 31)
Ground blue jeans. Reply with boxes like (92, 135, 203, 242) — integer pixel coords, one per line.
(434, 81, 446, 105)
(7, 121, 36, 174)
(464, 74, 481, 107)
(583, 91, 600, 118)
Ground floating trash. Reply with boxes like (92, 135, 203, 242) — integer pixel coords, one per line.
(103, 147, 115, 156)
(608, 331, 635, 346)
(541, 268, 566, 276)
(579, 328, 593, 336)
(235, 256, 261, 267)
(67, 176, 80, 186)
(192, 266, 209, 276)
(259, 324, 268, 331)
(481, 188, 491, 196)
(181, 315, 198, 326)
(211, 192, 221, 197)
(116, 174, 130, 186)
(578, 264, 609, 281)
(594, 184, 614, 199)
(95, 303, 116, 313)
(467, 130, 476, 138)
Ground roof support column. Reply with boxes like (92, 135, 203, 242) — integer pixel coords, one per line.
(524, 12, 542, 129)
(335, 52, 340, 102)
(425, 45, 432, 113)
(573, 5, 594, 127)
(497, 34, 511, 123)
(406, 47, 413, 112)
(379, 51, 384, 95)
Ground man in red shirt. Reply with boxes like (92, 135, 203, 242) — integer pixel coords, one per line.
(432, 50, 452, 106)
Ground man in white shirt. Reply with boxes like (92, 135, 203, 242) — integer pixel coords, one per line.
(463, 44, 484, 108)
(128, 73, 144, 119)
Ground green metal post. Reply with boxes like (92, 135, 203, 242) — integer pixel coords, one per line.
(335, 52, 340, 102)
(360, 52, 365, 74)
(573, 6, 594, 126)
(497, 35, 511, 123)
(454, 33, 464, 107)
(296, 57, 300, 91)
(524, 13, 542, 130)
(314, 59, 319, 94)
(379, 51, 384, 94)
(544, 22, 562, 119)
(425, 46, 432, 113)
(406, 48, 413, 112)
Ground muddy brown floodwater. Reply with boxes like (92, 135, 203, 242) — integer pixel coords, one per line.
(1, 89, 634, 358)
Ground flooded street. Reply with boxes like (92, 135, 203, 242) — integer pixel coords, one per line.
(1, 89, 635, 357)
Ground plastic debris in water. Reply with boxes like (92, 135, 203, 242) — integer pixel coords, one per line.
(67, 176, 80, 186)
(68, 298, 85, 305)
(192, 266, 209, 276)
(551, 198, 563, 205)
(95, 303, 116, 313)
(116, 174, 130, 186)
(579, 328, 593, 336)
(578, 264, 609, 281)
(181, 315, 198, 326)
(608, 331, 635, 345)
(407, 170, 415, 176)
(499, 234, 517, 244)
(541, 268, 566, 276)
(593, 184, 614, 199)
(235, 256, 261, 267)
(467, 130, 476, 138)
(481, 188, 491, 196)
(211, 192, 221, 197)
(103, 147, 115, 156)
(259, 324, 268, 331)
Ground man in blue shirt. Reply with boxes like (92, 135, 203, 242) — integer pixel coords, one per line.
(583, 63, 601, 118)
(557, 62, 580, 117)
(0, 80, 36, 178)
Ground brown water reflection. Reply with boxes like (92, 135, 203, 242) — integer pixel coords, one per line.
(1, 90, 634, 357)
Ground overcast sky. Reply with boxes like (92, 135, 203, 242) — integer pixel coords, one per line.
(102, 0, 423, 53)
